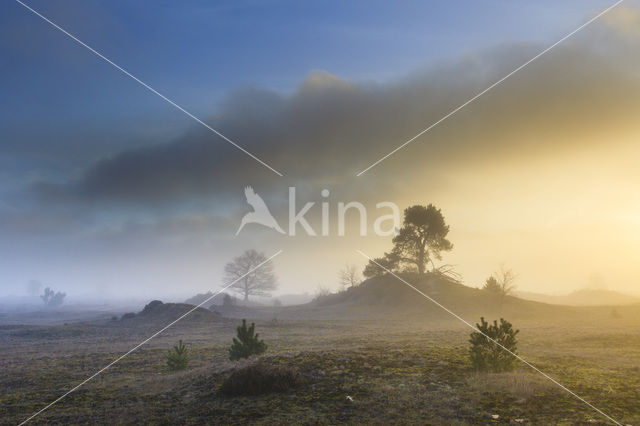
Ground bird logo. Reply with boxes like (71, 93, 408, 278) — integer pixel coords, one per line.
(236, 186, 285, 235)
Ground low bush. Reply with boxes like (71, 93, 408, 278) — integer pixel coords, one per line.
(221, 362, 303, 396)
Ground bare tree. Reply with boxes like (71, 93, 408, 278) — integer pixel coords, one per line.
(313, 283, 331, 301)
(482, 265, 517, 305)
(338, 263, 361, 289)
(223, 249, 277, 301)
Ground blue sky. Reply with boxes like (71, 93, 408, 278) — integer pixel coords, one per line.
(3, 0, 611, 121)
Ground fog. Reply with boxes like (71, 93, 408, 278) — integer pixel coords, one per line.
(2, 5, 640, 304)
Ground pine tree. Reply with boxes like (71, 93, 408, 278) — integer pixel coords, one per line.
(469, 317, 519, 372)
(166, 340, 189, 371)
(229, 319, 267, 361)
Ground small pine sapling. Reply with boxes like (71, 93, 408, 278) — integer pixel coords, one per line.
(469, 317, 519, 372)
(166, 339, 189, 371)
(229, 319, 267, 361)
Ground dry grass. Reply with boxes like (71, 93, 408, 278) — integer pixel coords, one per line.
(1, 306, 639, 424)
(467, 370, 560, 401)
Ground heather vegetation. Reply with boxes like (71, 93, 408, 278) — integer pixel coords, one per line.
(221, 363, 303, 396)
(2, 306, 638, 424)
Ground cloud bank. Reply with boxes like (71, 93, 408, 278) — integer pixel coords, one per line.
(3, 8, 640, 297)
(31, 16, 640, 210)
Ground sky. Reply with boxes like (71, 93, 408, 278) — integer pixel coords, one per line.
(2, 0, 640, 302)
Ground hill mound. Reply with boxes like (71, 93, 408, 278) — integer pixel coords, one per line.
(299, 273, 582, 321)
(120, 300, 221, 324)
(184, 292, 228, 309)
(185, 292, 266, 309)
(313, 273, 475, 307)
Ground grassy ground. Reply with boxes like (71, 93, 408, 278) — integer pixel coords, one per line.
(1, 312, 639, 425)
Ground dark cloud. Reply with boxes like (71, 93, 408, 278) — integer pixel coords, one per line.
(31, 22, 640, 210)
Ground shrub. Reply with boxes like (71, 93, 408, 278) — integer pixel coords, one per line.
(482, 277, 502, 293)
(166, 340, 189, 371)
(40, 287, 66, 307)
(221, 363, 303, 396)
(141, 300, 163, 315)
(229, 319, 267, 361)
(121, 312, 136, 320)
(469, 317, 519, 372)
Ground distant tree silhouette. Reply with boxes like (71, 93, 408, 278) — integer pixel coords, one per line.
(364, 204, 452, 277)
(223, 249, 277, 301)
(40, 287, 66, 307)
(482, 276, 502, 293)
(338, 263, 361, 289)
(482, 265, 517, 305)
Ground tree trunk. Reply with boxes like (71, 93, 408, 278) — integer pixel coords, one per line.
(243, 278, 249, 302)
